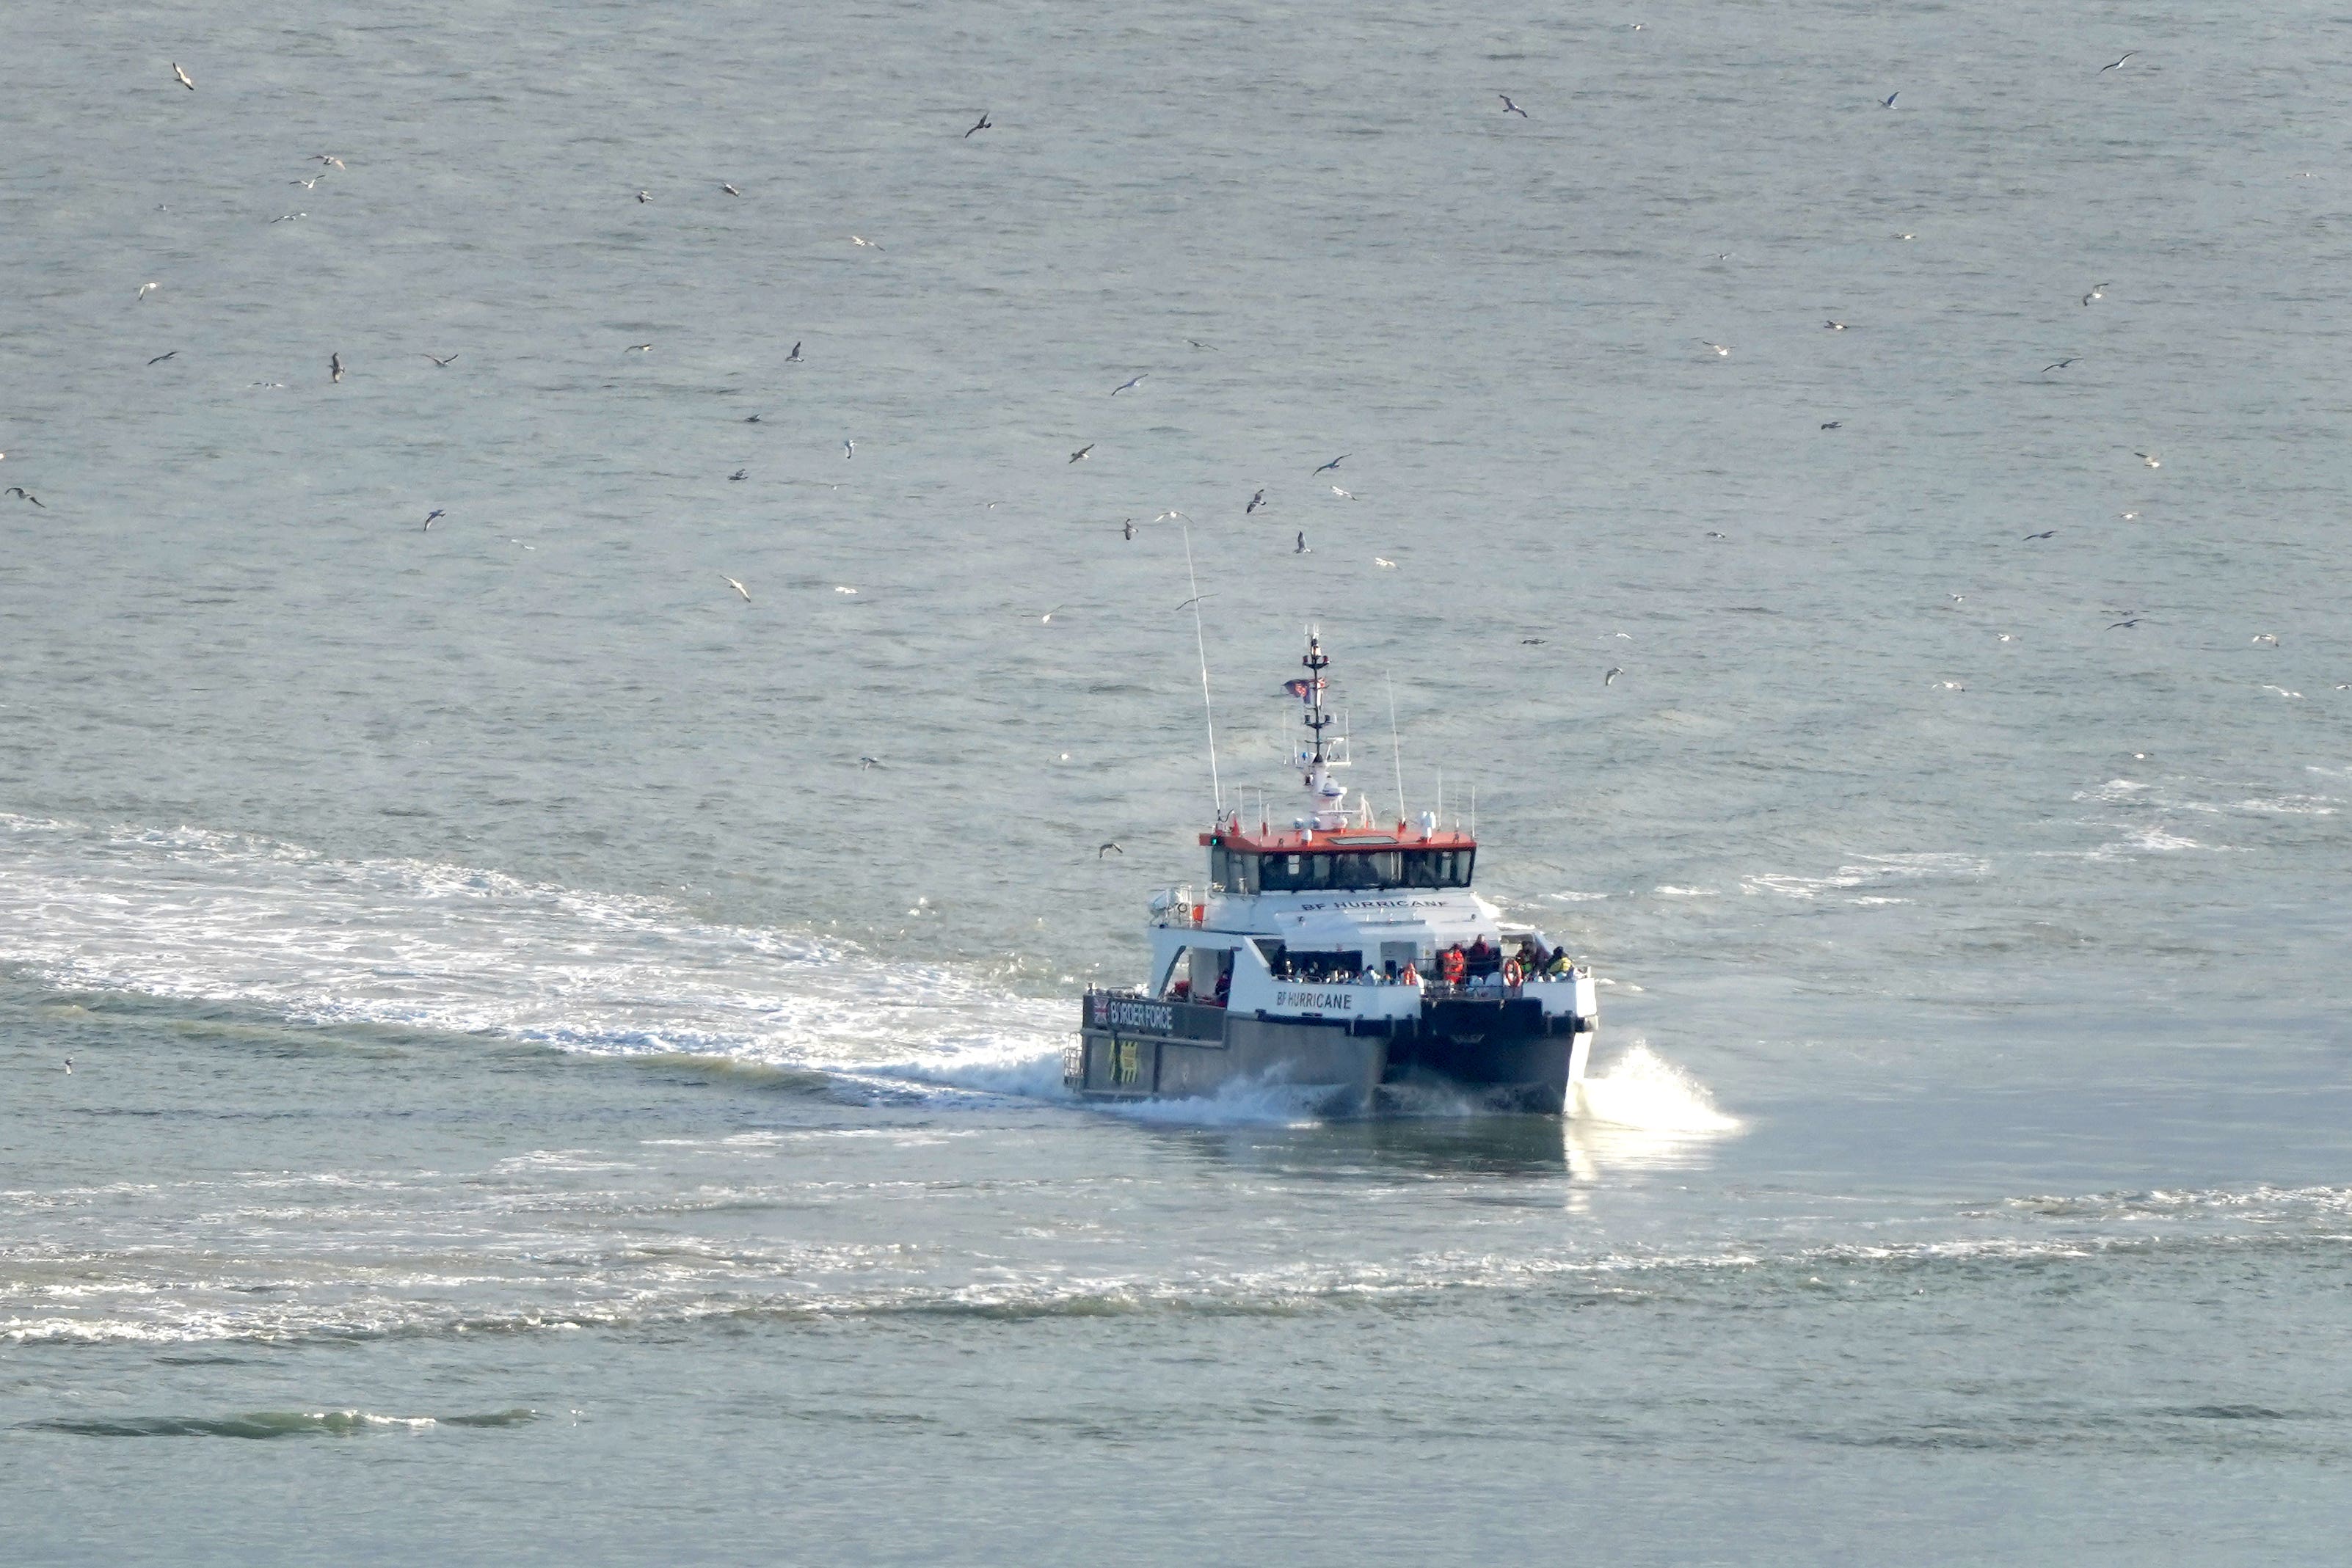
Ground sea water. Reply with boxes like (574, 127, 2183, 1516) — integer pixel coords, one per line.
(4, 0, 2350, 1561)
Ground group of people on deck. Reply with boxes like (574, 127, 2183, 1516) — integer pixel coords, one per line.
(1419, 934, 1575, 988)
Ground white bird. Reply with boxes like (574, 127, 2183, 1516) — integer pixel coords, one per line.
(1069, 443, 1094, 463)
(172, 62, 194, 90)
(1111, 373, 1146, 395)
(859, 755, 883, 768)
(1824, 319, 1849, 330)
(1604, 667, 1621, 686)
(627, 343, 652, 352)
(2083, 284, 2108, 305)
(1934, 681, 1967, 690)
(721, 182, 740, 196)
(2117, 511, 2138, 520)
(1896, 232, 1916, 240)
(271, 212, 305, 222)
(1153, 510, 1188, 523)
(843, 440, 854, 459)
(136, 281, 161, 300)
(2136, 451, 2160, 467)
(2100, 51, 2137, 72)
(1697, 339, 1729, 356)
(1498, 94, 1529, 118)
(1330, 485, 1356, 499)
(1373, 556, 1397, 568)
(835, 586, 857, 594)
(850, 235, 882, 249)
(329, 351, 344, 382)
(1040, 607, 1064, 623)
(2252, 633, 2278, 645)
(636, 190, 651, 203)
(721, 575, 751, 602)
(423, 509, 445, 530)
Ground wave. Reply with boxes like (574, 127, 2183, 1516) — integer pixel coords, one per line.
(1575, 1041, 1741, 1134)
(20, 1407, 539, 1439)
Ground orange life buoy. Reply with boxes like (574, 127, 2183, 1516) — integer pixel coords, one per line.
(1503, 958, 1524, 986)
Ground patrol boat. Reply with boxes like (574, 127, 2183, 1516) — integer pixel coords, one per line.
(1071, 633, 1598, 1116)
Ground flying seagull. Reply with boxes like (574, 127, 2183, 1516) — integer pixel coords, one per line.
(2024, 529, 2056, 540)
(1330, 485, 1357, 499)
(1099, 842, 1124, 857)
(1880, 91, 1898, 107)
(2100, 51, 2137, 72)
(1153, 510, 1189, 523)
(2042, 358, 2079, 373)
(1604, 667, 1622, 685)
(1521, 638, 1545, 645)
(330, 351, 344, 382)
(6, 488, 44, 508)
(148, 350, 177, 365)
(721, 183, 740, 196)
(172, 62, 194, 90)
(964, 112, 992, 137)
(850, 235, 882, 249)
(1824, 319, 1849, 330)
(636, 191, 650, 203)
(1820, 420, 1843, 430)
(313, 155, 345, 169)
(1295, 531, 1308, 553)
(1314, 454, 1349, 473)
(62, 1057, 73, 1073)
(1247, 488, 1266, 514)
(136, 281, 161, 300)
(721, 575, 751, 602)
(2136, 451, 2161, 467)
(424, 353, 458, 367)
(627, 343, 652, 352)
(423, 509, 445, 530)
(1068, 443, 1093, 463)
(786, 340, 801, 362)
(843, 440, 855, 459)
(1123, 519, 1135, 540)
(1373, 556, 1397, 569)
(1697, 339, 1729, 356)
(1112, 373, 1146, 395)
(2083, 284, 2108, 305)
(729, 468, 748, 481)
(858, 755, 882, 768)
(745, 414, 763, 423)
(1498, 95, 1529, 117)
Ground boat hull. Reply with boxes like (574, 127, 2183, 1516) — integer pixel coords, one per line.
(1071, 991, 1587, 1117)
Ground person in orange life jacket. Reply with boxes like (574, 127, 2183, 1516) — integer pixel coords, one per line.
(1439, 945, 1467, 985)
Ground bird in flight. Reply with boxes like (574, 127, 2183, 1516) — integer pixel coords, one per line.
(1112, 373, 1146, 395)
(424, 353, 458, 367)
(1187, 339, 1217, 351)
(1880, 91, 1898, 107)
(859, 755, 883, 769)
(1295, 531, 1308, 554)
(965, 112, 992, 137)
(744, 414, 763, 423)
(1697, 340, 1729, 356)
(721, 183, 740, 197)
(2083, 284, 2108, 305)
(1820, 420, 1843, 430)
(148, 350, 177, 365)
(330, 351, 345, 382)
(1373, 556, 1397, 569)
(2100, 51, 2137, 72)
(2024, 529, 2056, 540)
(1330, 485, 1356, 500)
(423, 509, 445, 530)
(1039, 606, 1064, 624)
(2042, 358, 2079, 373)
(1099, 842, 1124, 857)
(2252, 632, 2279, 645)
(1123, 519, 1136, 540)
(729, 468, 748, 481)
(1069, 443, 1094, 464)
(850, 235, 882, 249)
(2108, 617, 2143, 630)
(627, 343, 652, 353)
(172, 62, 195, 90)
(636, 191, 650, 203)
(136, 281, 160, 301)
(1153, 510, 1188, 523)
(1247, 489, 1266, 514)
(721, 575, 751, 602)
(843, 440, 855, 459)
(2136, 451, 2161, 467)
(1498, 95, 1529, 118)
(6, 488, 45, 508)
(786, 341, 802, 362)
(271, 212, 305, 222)
(313, 155, 345, 169)
(1604, 667, 1622, 686)
(1824, 320, 1849, 330)
(1314, 454, 1348, 473)
(1521, 638, 1545, 645)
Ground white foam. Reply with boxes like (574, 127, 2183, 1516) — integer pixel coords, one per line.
(1574, 1041, 1741, 1134)
(0, 815, 1070, 1106)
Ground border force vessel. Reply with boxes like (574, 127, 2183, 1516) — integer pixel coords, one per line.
(1070, 633, 1598, 1116)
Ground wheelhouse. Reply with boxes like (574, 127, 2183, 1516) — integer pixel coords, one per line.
(1204, 826, 1477, 895)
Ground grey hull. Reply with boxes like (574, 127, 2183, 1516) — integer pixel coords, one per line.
(1072, 993, 1580, 1117)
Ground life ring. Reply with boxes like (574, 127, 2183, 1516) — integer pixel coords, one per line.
(1502, 958, 1524, 986)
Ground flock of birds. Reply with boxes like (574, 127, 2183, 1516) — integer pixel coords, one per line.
(10, 51, 2332, 750)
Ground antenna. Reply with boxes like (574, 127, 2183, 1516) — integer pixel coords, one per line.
(1385, 671, 1406, 821)
(1181, 525, 1222, 812)
(1471, 784, 1477, 839)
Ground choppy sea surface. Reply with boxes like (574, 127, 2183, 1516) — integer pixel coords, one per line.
(5, 1, 2351, 1561)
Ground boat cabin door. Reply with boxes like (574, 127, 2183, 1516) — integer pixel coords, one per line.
(1378, 940, 1417, 977)
(1187, 946, 1232, 1004)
